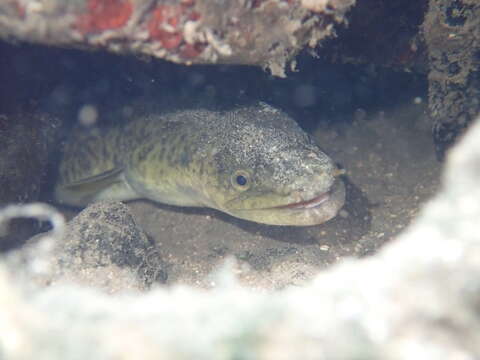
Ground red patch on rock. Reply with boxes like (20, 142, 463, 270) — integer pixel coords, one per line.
(11, 0, 25, 18)
(76, 0, 132, 34)
(148, 5, 184, 50)
(180, 42, 206, 58)
(188, 11, 201, 21)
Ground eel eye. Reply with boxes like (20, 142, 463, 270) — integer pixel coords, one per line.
(231, 171, 251, 191)
(236, 175, 247, 186)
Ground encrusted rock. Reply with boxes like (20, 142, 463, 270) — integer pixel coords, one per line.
(423, 0, 480, 159)
(0, 0, 356, 76)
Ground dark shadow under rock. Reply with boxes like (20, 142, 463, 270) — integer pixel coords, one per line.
(0, 111, 63, 251)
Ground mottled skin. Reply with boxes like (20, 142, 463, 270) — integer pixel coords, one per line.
(56, 103, 345, 226)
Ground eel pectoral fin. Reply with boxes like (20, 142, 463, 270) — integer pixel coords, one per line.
(55, 167, 139, 206)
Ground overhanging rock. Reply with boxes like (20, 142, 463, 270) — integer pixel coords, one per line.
(0, 0, 355, 77)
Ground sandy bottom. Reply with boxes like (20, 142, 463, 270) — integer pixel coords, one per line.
(118, 101, 441, 289)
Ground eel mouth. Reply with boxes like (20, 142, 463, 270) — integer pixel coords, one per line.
(265, 168, 345, 211)
(227, 179, 346, 226)
(271, 191, 331, 210)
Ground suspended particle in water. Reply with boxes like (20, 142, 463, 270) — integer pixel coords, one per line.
(78, 104, 98, 127)
(413, 97, 423, 105)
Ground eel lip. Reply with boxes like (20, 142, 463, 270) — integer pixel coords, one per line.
(272, 191, 331, 210)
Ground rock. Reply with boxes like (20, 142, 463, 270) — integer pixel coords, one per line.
(6, 201, 167, 293)
(0, 0, 355, 77)
(423, 0, 480, 159)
